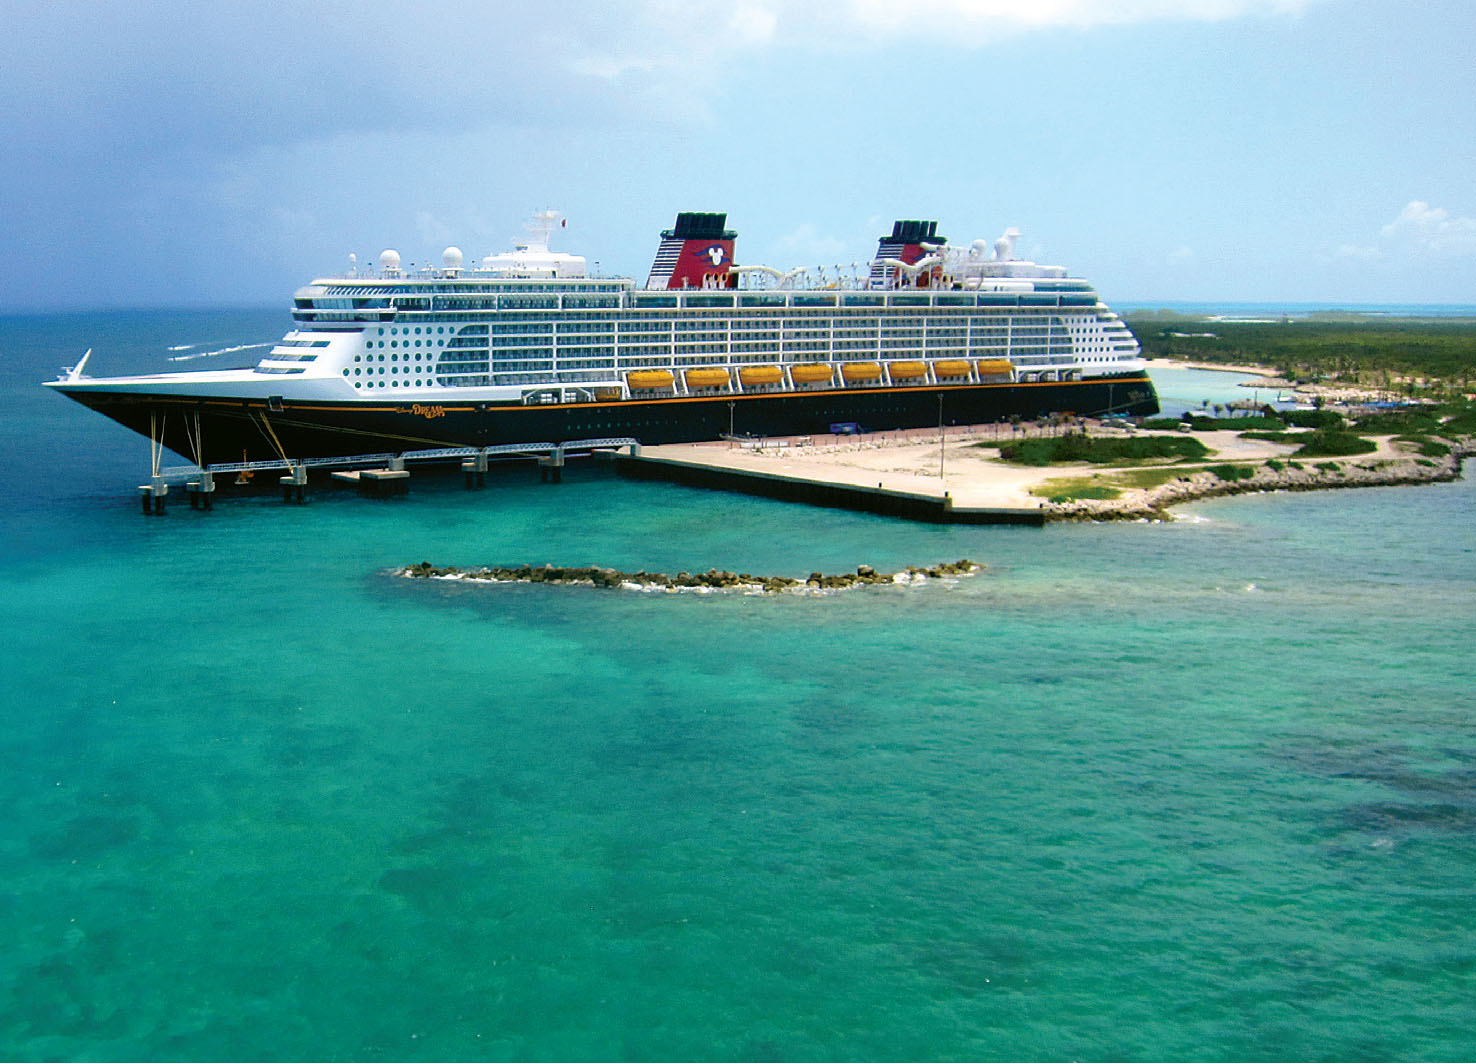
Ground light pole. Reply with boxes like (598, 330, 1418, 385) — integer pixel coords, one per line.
(937, 394, 945, 480)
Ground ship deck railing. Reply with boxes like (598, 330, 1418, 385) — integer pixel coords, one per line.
(157, 438, 641, 482)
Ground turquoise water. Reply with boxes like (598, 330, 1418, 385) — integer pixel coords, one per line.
(3, 311, 1475, 1060)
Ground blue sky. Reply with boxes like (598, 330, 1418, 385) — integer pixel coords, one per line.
(2, 0, 1472, 311)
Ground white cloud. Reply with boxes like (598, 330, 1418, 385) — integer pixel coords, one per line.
(1335, 243, 1380, 262)
(801, 0, 1325, 41)
(1379, 201, 1476, 257)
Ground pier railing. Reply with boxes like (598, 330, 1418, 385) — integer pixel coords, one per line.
(157, 438, 641, 482)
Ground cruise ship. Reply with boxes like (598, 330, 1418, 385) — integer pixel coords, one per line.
(47, 212, 1158, 465)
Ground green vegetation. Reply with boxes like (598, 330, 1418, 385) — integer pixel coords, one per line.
(1265, 459, 1285, 472)
(1142, 414, 1282, 431)
(998, 434, 1209, 466)
(1047, 484, 1122, 503)
(1282, 409, 1345, 430)
(1029, 466, 1184, 502)
(1437, 403, 1476, 436)
(1293, 430, 1377, 457)
(1207, 464, 1256, 482)
(1238, 430, 1294, 442)
(1351, 409, 1442, 434)
(1316, 462, 1342, 473)
(1128, 316, 1476, 398)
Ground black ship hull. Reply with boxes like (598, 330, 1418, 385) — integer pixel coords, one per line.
(56, 374, 1159, 467)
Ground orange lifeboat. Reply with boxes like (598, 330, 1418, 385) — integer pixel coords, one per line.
(684, 368, 732, 389)
(627, 370, 675, 390)
(975, 359, 1014, 378)
(789, 363, 834, 384)
(840, 361, 883, 383)
(888, 360, 928, 382)
(738, 365, 783, 387)
(933, 359, 972, 379)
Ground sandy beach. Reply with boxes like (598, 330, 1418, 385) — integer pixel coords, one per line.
(638, 420, 1470, 521)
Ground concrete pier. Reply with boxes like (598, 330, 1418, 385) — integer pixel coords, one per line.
(615, 451, 1046, 525)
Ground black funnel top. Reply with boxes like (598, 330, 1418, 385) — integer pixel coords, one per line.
(885, 220, 944, 244)
(663, 212, 737, 240)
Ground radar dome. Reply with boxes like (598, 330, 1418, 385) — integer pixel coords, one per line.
(379, 249, 401, 271)
(442, 246, 464, 269)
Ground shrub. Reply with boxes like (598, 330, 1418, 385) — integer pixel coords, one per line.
(1048, 485, 1122, 503)
(1265, 459, 1285, 472)
(1294, 430, 1377, 457)
(1436, 401, 1476, 435)
(1354, 409, 1441, 434)
(1316, 462, 1342, 473)
(1419, 439, 1451, 457)
(1282, 409, 1345, 430)
(1207, 464, 1255, 482)
(999, 434, 1209, 466)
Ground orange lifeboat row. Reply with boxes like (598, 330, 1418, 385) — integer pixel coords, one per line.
(630, 359, 1016, 394)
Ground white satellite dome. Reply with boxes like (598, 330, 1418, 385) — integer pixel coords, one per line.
(442, 246, 464, 269)
(379, 249, 401, 271)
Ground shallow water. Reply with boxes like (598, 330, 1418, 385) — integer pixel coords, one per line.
(2, 310, 1473, 1060)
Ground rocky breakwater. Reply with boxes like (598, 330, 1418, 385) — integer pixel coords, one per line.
(398, 559, 981, 593)
(1048, 440, 1474, 522)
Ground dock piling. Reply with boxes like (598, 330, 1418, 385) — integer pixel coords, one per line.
(138, 476, 168, 515)
(538, 447, 565, 483)
(279, 464, 309, 504)
(186, 471, 215, 510)
(462, 449, 489, 488)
